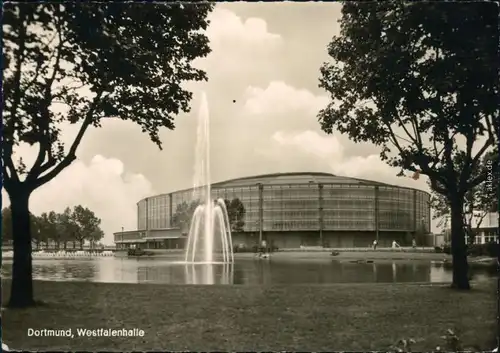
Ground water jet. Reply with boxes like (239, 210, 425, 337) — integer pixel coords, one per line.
(184, 92, 234, 264)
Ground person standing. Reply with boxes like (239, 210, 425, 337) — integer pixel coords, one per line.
(261, 239, 267, 253)
(373, 239, 378, 250)
(412, 238, 417, 249)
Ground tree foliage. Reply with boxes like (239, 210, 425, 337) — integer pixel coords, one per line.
(2, 206, 105, 249)
(2, 3, 213, 192)
(2, 207, 40, 243)
(318, 2, 499, 289)
(71, 205, 104, 248)
(171, 198, 247, 233)
(224, 198, 246, 232)
(171, 200, 201, 233)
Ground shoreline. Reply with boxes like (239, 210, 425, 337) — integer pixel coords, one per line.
(2, 249, 495, 264)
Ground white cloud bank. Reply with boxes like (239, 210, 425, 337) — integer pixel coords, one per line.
(243, 81, 329, 117)
(2, 155, 153, 245)
(206, 8, 281, 46)
(192, 8, 283, 79)
(243, 81, 430, 190)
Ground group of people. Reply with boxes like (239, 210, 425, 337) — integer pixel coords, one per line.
(372, 238, 417, 250)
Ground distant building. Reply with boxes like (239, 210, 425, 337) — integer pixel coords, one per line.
(443, 212, 498, 244)
(113, 172, 431, 249)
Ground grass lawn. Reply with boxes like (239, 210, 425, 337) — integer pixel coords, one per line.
(2, 279, 497, 351)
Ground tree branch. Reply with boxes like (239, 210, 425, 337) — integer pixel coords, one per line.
(474, 211, 488, 231)
(7, 8, 28, 155)
(411, 116, 424, 150)
(24, 31, 58, 93)
(27, 34, 64, 181)
(395, 115, 419, 146)
(31, 90, 104, 189)
(458, 127, 475, 188)
(27, 17, 66, 183)
(470, 136, 494, 168)
(468, 171, 488, 190)
(2, 141, 20, 186)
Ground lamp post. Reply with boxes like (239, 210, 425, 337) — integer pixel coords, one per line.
(121, 227, 124, 249)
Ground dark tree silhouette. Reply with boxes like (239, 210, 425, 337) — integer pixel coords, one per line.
(171, 201, 201, 234)
(2, 208, 40, 245)
(318, 2, 498, 289)
(224, 198, 246, 232)
(37, 212, 59, 249)
(2, 2, 213, 307)
(71, 205, 104, 249)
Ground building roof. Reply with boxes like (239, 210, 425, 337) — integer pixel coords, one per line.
(139, 172, 430, 203)
(209, 172, 391, 188)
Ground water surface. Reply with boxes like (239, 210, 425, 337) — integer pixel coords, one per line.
(1, 257, 495, 285)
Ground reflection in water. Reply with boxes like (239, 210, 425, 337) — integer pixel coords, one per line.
(183, 263, 234, 284)
(1, 258, 495, 285)
(430, 264, 449, 283)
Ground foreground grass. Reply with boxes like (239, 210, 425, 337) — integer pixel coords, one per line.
(2, 280, 497, 351)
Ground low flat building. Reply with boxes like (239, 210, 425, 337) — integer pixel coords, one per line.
(443, 212, 499, 244)
(114, 228, 185, 250)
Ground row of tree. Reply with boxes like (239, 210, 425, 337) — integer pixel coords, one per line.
(171, 198, 246, 233)
(2, 206, 104, 250)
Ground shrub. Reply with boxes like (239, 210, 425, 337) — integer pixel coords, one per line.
(441, 242, 498, 257)
(467, 244, 484, 256)
(485, 241, 499, 257)
(467, 243, 498, 257)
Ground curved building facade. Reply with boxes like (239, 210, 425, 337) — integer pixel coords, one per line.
(115, 172, 431, 249)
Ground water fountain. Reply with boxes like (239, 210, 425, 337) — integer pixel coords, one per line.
(184, 92, 234, 264)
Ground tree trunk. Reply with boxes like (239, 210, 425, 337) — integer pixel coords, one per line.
(8, 188, 36, 307)
(80, 240, 84, 250)
(450, 202, 470, 290)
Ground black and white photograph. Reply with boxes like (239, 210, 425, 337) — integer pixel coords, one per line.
(1, 2, 498, 351)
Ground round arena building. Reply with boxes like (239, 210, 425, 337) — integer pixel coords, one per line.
(114, 172, 431, 250)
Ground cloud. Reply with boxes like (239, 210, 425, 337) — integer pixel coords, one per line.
(243, 81, 329, 117)
(206, 8, 281, 46)
(2, 155, 154, 245)
(272, 130, 344, 160)
(261, 130, 430, 192)
(192, 8, 283, 81)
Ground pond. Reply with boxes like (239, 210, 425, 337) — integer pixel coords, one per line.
(1, 255, 495, 285)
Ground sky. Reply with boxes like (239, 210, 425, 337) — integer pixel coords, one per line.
(3, 3, 449, 244)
